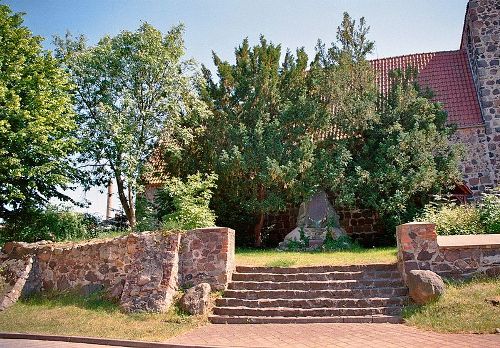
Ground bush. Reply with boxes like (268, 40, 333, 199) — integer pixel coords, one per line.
(417, 190, 500, 235)
(284, 226, 310, 251)
(322, 233, 361, 251)
(135, 195, 161, 232)
(477, 189, 500, 233)
(159, 173, 218, 231)
(1, 205, 101, 243)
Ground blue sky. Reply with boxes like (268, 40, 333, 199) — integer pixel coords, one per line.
(5, 0, 469, 217)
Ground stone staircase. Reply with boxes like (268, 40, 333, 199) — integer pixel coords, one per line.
(209, 264, 408, 324)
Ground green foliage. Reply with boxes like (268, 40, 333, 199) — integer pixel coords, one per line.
(0, 5, 79, 219)
(1, 205, 101, 243)
(478, 189, 500, 233)
(417, 191, 500, 235)
(285, 226, 311, 251)
(154, 12, 460, 246)
(54, 23, 210, 229)
(322, 233, 361, 251)
(337, 66, 461, 234)
(135, 195, 161, 232)
(159, 173, 218, 231)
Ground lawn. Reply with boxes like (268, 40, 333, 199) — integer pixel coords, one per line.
(403, 277, 500, 334)
(0, 291, 207, 342)
(235, 247, 397, 267)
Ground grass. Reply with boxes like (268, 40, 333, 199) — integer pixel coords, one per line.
(403, 277, 500, 334)
(0, 291, 207, 342)
(235, 247, 397, 267)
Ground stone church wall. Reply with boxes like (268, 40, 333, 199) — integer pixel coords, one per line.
(452, 125, 495, 195)
(462, 0, 500, 189)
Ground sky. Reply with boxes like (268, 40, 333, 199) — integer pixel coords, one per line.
(5, 0, 470, 218)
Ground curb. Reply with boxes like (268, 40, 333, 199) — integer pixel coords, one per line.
(0, 332, 219, 348)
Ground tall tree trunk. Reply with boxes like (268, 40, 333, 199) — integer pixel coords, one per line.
(253, 185, 265, 247)
(106, 179, 113, 220)
(115, 175, 136, 230)
(254, 212, 264, 247)
(127, 184, 136, 230)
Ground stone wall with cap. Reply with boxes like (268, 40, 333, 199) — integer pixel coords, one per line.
(396, 222, 500, 282)
(0, 227, 235, 312)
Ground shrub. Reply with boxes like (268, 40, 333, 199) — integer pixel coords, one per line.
(135, 195, 161, 232)
(416, 191, 500, 235)
(417, 199, 482, 235)
(159, 173, 218, 231)
(478, 189, 500, 233)
(1, 205, 101, 243)
(284, 226, 310, 251)
(322, 233, 361, 251)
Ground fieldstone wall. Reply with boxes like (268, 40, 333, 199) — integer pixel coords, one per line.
(3, 236, 130, 299)
(0, 227, 235, 312)
(452, 126, 495, 195)
(461, 0, 500, 189)
(262, 207, 382, 247)
(396, 222, 500, 282)
(338, 208, 381, 244)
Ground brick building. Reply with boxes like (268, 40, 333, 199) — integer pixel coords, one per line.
(371, 0, 499, 195)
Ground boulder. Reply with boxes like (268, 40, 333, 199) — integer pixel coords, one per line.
(180, 283, 211, 315)
(0, 256, 34, 311)
(407, 270, 445, 305)
(296, 190, 339, 228)
(279, 190, 347, 249)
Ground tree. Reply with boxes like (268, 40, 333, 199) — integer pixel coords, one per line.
(197, 37, 348, 246)
(340, 67, 461, 231)
(0, 5, 78, 220)
(313, 13, 460, 237)
(55, 23, 210, 229)
(159, 13, 460, 246)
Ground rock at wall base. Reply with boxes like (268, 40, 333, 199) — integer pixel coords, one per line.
(180, 283, 211, 315)
(0, 256, 34, 311)
(407, 270, 445, 305)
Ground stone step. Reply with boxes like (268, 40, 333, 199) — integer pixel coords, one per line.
(209, 314, 403, 324)
(213, 306, 402, 317)
(228, 279, 404, 291)
(216, 296, 408, 309)
(232, 270, 401, 282)
(236, 264, 397, 274)
(223, 287, 408, 300)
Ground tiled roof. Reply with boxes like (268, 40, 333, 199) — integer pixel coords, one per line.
(370, 50, 483, 127)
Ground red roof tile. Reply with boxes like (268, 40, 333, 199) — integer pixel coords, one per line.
(370, 50, 483, 127)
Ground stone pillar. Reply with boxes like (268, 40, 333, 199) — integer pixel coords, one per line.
(120, 232, 182, 313)
(396, 222, 439, 283)
(179, 227, 236, 291)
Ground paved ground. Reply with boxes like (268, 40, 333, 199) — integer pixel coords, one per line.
(168, 323, 500, 348)
(0, 339, 128, 348)
(2, 324, 500, 348)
